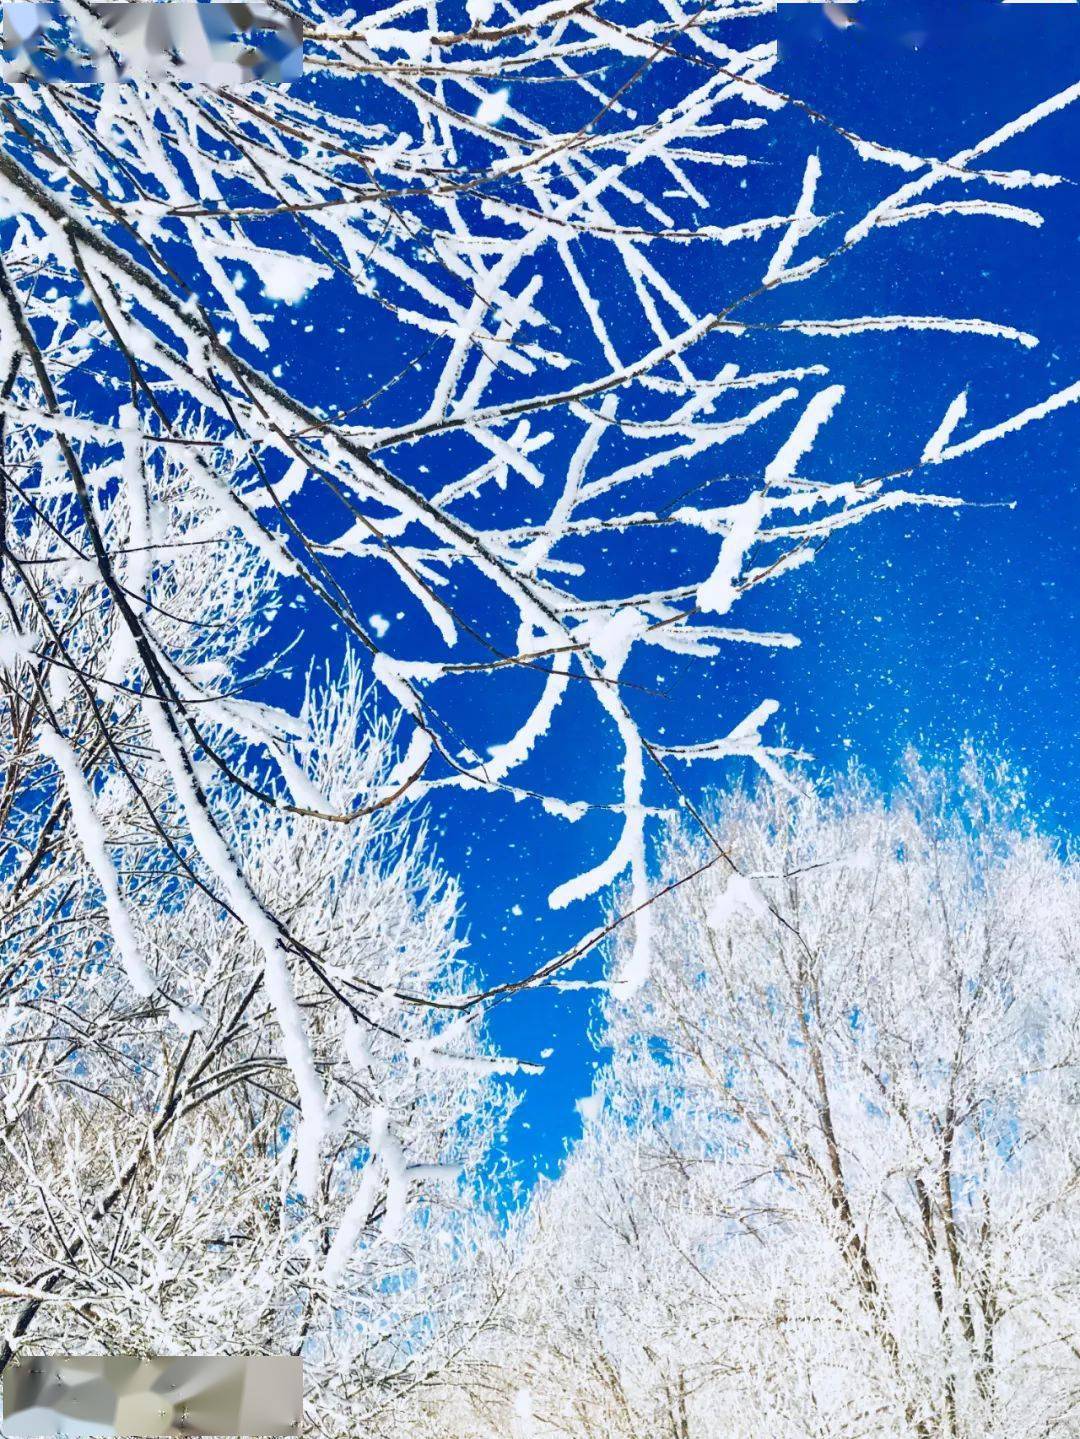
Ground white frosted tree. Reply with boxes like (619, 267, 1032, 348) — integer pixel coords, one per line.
(0, 626, 519, 1427)
(431, 762, 1080, 1439)
(0, 421, 517, 1409)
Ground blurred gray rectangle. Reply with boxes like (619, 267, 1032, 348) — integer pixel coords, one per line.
(1, 3, 304, 83)
(2, 1356, 302, 1436)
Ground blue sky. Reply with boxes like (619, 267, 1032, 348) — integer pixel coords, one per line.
(253, 1, 1078, 1180)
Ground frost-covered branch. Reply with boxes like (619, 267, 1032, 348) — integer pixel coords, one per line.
(0, 0, 1075, 1221)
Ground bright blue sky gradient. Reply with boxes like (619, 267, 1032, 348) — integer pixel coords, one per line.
(254, 1, 1078, 1179)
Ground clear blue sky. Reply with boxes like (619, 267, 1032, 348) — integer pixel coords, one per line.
(257, 1, 1078, 1181)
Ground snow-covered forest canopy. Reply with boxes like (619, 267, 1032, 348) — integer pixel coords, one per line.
(407, 763, 1080, 1438)
(0, 1, 1077, 1435)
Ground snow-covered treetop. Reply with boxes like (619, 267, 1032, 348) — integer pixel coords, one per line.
(410, 758, 1080, 1438)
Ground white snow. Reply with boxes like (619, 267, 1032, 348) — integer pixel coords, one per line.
(576, 1093, 603, 1123)
(258, 253, 332, 304)
(929, 378, 1080, 465)
(922, 390, 969, 464)
(476, 89, 510, 127)
(708, 873, 770, 932)
(38, 724, 160, 1001)
(697, 492, 764, 617)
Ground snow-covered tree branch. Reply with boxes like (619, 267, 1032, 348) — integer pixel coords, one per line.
(4, 2, 1074, 1013)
